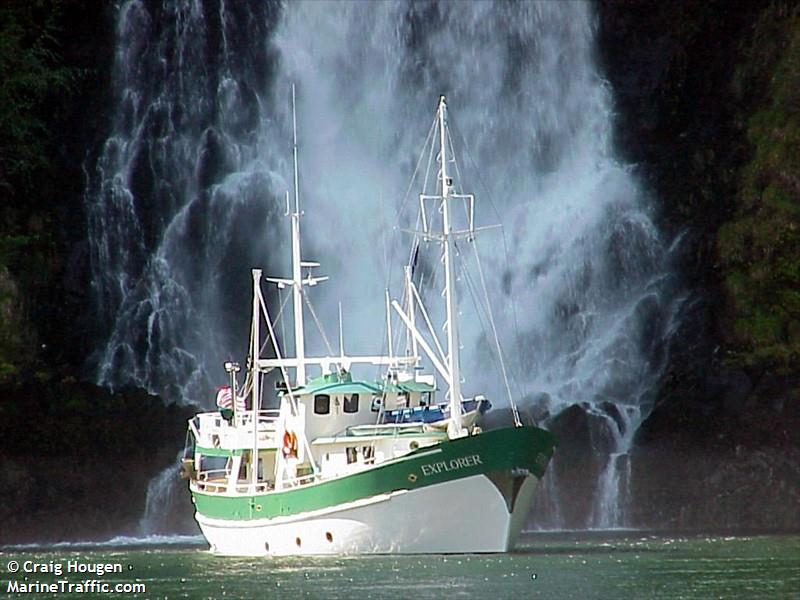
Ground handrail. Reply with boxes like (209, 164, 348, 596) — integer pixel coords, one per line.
(197, 468, 229, 479)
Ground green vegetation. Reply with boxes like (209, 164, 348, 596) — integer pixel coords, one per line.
(717, 5, 800, 369)
(0, 0, 105, 383)
(0, 1, 72, 198)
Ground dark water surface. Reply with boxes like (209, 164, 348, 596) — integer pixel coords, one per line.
(2, 532, 797, 599)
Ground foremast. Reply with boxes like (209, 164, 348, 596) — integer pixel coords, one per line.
(264, 85, 327, 388)
(290, 87, 306, 386)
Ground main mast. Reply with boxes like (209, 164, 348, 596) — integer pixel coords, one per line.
(438, 96, 464, 438)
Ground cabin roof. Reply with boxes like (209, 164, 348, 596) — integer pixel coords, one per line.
(286, 370, 435, 397)
(299, 380, 383, 396)
(384, 380, 436, 393)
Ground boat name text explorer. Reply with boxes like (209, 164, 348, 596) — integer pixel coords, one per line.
(420, 454, 483, 476)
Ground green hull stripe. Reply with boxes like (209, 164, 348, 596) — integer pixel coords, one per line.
(192, 425, 555, 521)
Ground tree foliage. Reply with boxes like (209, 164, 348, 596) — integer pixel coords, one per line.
(717, 4, 800, 368)
(0, 1, 73, 203)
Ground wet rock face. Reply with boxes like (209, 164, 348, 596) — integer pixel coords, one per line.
(0, 381, 197, 545)
(628, 444, 800, 532)
(593, 0, 800, 531)
(523, 403, 625, 529)
(630, 365, 800, 530)
(548, 403, 619, 457)
(0, 267, 36, 382)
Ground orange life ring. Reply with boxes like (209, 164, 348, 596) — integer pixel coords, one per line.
(282, 430, 298, 458)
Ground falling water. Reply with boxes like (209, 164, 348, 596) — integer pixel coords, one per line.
(139, 454, 181, 535)
(87, 0, 677, 531)
(85, 1, 285, 402)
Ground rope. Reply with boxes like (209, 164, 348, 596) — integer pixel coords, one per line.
(447, 115, 523, 426)
(301, 287, 336, 358)
(260, 286, 291, 356)
(255, 284, 318, 477)
(448, 113, 527, 388)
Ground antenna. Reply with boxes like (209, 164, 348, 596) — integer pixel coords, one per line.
(385, 289, 394, 364)
(338, 302, 345, 360)
(292, 84, 300, 215)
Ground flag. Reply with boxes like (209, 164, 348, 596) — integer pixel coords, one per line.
(216, 386, 232, 409)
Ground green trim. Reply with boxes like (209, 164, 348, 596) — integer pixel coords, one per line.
(192, 425, 556, 521)
(380, 380, 436, 393)
(312, 431, 447, 445)
(289, 371, 435, 397)
(299, 381, 382, 396)
(196, 446, 244, 457)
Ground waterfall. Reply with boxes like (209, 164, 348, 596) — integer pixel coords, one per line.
(85, 0, 284, 402)
(139, 455, 180, 535)
(87, 0, 677, 531)
(270, 0, 676, 529)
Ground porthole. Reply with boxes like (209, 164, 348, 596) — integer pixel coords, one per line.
(256, 504, 262, 512)
(326, 532, 333, 543)
(296, 537, 302, 547)
(408, 473, 418, 483)
(410, 441, 419, 450)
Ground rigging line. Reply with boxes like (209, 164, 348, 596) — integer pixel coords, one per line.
(260, 286, 292, 356)
(410, 276, 448, 365)
(409, 125, 440, 306)
(377, 115, 438, 387)
(413, 116, 439, 251)
(449, 113, 527, 388)
(470, 237, 522, 426)
(395, 113, 438, 289)
(387, 117, 438, 291)
(446, 125, 471, 225)
(279, 286, 287, 358)
(300, 287, 336, 358)
(254, 285, 317, 477)
(456, 249, 504, 392)
(447, 118, 524, 412)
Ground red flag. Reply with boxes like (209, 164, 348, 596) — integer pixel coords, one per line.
(216, 386, 232, 409)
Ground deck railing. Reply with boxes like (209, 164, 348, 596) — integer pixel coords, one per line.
(192, 471, 318, 495)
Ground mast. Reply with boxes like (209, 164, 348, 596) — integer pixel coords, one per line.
(291, 84, 306, 386)
(251, 268, 261, 486)
(404, 265, 418, 365)
(438, 96, 464, 437)
(265, 85, 328, 384)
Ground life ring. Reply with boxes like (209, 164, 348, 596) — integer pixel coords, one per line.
(282, 430, 298, 458)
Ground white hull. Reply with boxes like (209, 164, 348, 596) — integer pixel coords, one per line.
(196, 474, 538, 556)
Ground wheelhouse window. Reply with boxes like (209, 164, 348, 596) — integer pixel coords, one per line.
(362, 445, 375, 463)
(344, 393, 359, 413)
(314, 394, 330, 415)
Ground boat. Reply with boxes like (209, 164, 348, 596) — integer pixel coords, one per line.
(183, 91, 557, 556)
